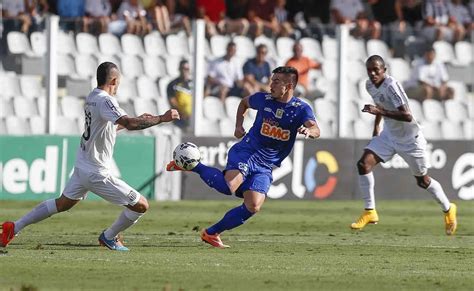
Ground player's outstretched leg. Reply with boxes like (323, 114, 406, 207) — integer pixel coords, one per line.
(167, 161, 232, 196)
(416, 176, 457, 235)
(1, 198, 64, 247)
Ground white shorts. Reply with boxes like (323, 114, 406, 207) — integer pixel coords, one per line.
(365, 133, 429, 176)
(62, 167, 141, 206)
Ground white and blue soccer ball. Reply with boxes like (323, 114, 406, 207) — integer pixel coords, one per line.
(173, 142, 201, 170)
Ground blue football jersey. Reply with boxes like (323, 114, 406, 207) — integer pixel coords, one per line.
(241, 92, 316, 167)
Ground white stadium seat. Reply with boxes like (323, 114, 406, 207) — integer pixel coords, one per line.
(276, 36, 294, 61)
(314, 99, 336, 123)
(422, 99, 445, 122)
(421, 121, 442, 140)
(97, 54, 120, 67)
(210, 35, 231, 58)
(137, 76, 160, 99)
(115, 77, 138, 102)
(200, 117, 221, 136)
(388, 58, 411, 84)
(55, 116, 80, 135)
(346, 60, 366, 84)
(316, 120, 335, 138)
(121, 34, 145, 56)
(6, 116, 30, 135)
(76, 32, 100, 56)
(203, 96, 226, 121)
(75, 54, 98, 79)
(57, 54, 76, 76)
(441, 120, 464, 140)
(29, 116, 46, 134)
(358, 79, 372, 102)
(0, 73, 21, 99)
(165, 55, 185, 78)
(354, 119, 374, 139)
(144, 31, 167, 56)
(61, 96, 84, 118)
(0, 99, 14, 118)
(300, 37, 324, 62)
(366, 39, 391, 61)
(13, 97, 38, 118)
(447, 80, 467, 101)
(120, 55, 144, 79)
(444, 99, 468, 122)
(322, 59, 338, 81)
(433, 41, 455, 63)
(225, 96, 241, 119)
(165, 33, 189, 57)
(20, 75, 44, 99)
(322, 36, 337, 60)
(133, 98, 159, 116)
(143, 56, 167, 80)
(57, 31, 77, 55)
(408, 98, 424, 122)
(0, 118, 7, 134)
(233, 35, 256, 59)
(347, 37, 367, 61)
(158, 76, 173, 100)
(30, 31, 46, 56)
(219, 117, 235, 137)
(254, 35, 277, 59)
(463, 120, 473, 139)
(7, 31, 32, 55)
(188, 35, 213, 58)
(99, 33, 122, 56)
(454, 41, 473, 66)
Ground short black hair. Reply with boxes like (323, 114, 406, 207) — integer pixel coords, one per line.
(97, 62, 118, 86)
(179, 59, 189, 68)
(366, 55, 386, 67)
(272, 66, 299, 88)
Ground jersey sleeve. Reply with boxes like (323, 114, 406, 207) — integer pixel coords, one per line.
(387, 80, 409, 108)
(100, 97, 127, 123)
(248, 93, 265, 110)
(298, 102, 316, 127)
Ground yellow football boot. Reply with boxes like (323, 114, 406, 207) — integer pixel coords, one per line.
(350, 209, 379, 230)
(444, 203, 457, 236)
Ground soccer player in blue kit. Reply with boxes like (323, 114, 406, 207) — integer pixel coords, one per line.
(167, 66, 320, 248)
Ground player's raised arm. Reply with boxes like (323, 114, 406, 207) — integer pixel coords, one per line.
(234, 96, 251, 138)
(298, 119, 320, 139)
(116, 109, 180, 130)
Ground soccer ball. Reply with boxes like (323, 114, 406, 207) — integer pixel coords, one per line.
(173, 142, 201, 170)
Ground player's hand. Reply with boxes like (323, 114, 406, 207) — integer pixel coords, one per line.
(298, 126, 311, 139)
(362, 104, 382, 115)
(234, 125, 246, 139)
(160, 109, 180, 122)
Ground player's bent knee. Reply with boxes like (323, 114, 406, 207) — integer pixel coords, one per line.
(244, 202, 261, 214)
(129, 196, 149, 213)
(357, 159, 371, 174)
(55, 195, 79, 212)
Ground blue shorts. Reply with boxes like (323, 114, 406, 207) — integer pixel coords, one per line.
(225, 141, 273, 198)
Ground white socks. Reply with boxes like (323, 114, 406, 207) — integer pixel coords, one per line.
(14, 199, 58, 234)
(359, 172, 375, 209)
(103, 208, 144, 240)
(426, 178, 451, 212)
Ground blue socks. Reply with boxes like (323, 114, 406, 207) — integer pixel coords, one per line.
(192, 163, 232, 195)
(207, 204, 254, 235)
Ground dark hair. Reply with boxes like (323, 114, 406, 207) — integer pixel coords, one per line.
(366, 55, 385, 67)
(227, 41, 236, 49)
(256, 44, 267, 51)
(179, 59, 189, 68)
(97, 62, 118, 86)
(272, 66, 299, 88)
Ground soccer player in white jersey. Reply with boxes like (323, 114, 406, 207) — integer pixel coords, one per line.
(350, 55, 457, 235)
(1, 62, 180, 250)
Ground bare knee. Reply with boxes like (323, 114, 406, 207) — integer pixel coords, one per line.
(357, 159, 372, 175)
(55, 195, 79, 212)
(128, 196, 149, 213)
(244, 202, 261, 214)
(416, 176, 431, 189)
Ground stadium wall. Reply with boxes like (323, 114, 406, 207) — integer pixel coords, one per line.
(0, 135, 155, 200)
(181, 137, 474, 201)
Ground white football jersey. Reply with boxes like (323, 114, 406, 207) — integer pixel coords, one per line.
(365, 75, 421, 142)
(75, 88, 127, 173)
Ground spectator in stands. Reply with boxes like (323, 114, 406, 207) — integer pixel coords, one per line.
(242, 44, 272, 95)
(330, 0, 381, 39)
(285, 42, 322, 98)
(449, 0, 473, 41)
(286, 0, 330, 40)
(221, 0, 250, 35)
(167, 59, 193, 131)
(196, 0, 226, 37)
(206, 42, 245, 102)
(331, 0, 382, 39)
(26, 0, 50, 31)
(274, 0, 294, 37)
(84, 0, 111, 34)
(2, 0, 33, 33)
(113, 0, 151, 36)
(398, 0, 423, 28)
(247, 0, 279, 37)
(421, 0, 455, 42)
(56, 0, 85, 32)
(406, 47, 454, 101)
(164, 0, 194, 36)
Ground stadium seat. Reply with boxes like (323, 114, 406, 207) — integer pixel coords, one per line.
(322, 36, 337, 60)
(354, 119, 374, 139)
(6, 116, 30, 135)
(0, 99, 14, 118)
(210, 35, 231, 58)
(0, 118, 6, 134)
(57, 31, 77, 56)
(276, 36, 295, 61)
(463, 120, 473, 139)
(356, 100, 374, 123)
(300, 37, 324, 62)
(342, 100, 361, 123)
(97, 54, 120, 67)
(366, 39, 391, 62)
(165, 55, 185, 78)
(137, 76, 160, 99)
(133, 98, 159, 116)
(76, 32, 100, 56)
(322, 59, 338, 81)
(444, 99, 468, 122)
(20, 75, 44, 99)
(322, 80, 338, 101)
(75, 54, 98, 79)
(61, 96, 84, 118)
(188, 35, 213, 59)
(0, 73, 22, 99)
(13, 97, 38, 118)
(433, 41, 455, 64)
(254, 35, 277, 59)
(203, 96, 226, 121)
(55, 116, 80, 135)
(57, 54, 76, 76)
(224, 96, 241, 119)
(347, 37, 367, 61)
(422, 99, 445, 122)
(307, 69, 323, 92)
(158, 76, 173, 101)
(387, 58, 411, 84)
(144, 31, 167, 56)
(346, 60, 366, 84)
(233, 35, 256, 60)
(199, 117, 221, 136)
(454, 41, 473, 66)
(446, 80, 467, 101)
(29, 116, 46, 134)
(99, 33, 122, 56)
(423, 107, 438, 129)
(358, 79, 372, 102)
(316, 120, 335, 138)
(243, 109, 256, 131)
(118, 100, 135, 116)
(115, 77, 138, 102)
(7, 31, 32, 55)
(408, 98, 424, 122)
(441, 120, 464, 140)
(30, 31, 46, 56)
(120, 55, 144, 79)
(219, 117, 235, 137)
(166, 33, 190, 57)
(314, 99, 336, 123)
(142, 55, 167, 80)
(121, 34, 145, 56)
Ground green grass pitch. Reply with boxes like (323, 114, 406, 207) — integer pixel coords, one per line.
(0, 200, 473, 291)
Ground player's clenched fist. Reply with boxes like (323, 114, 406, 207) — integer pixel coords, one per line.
(161, 109, 180, 122)
(234, 125, 246, 139)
